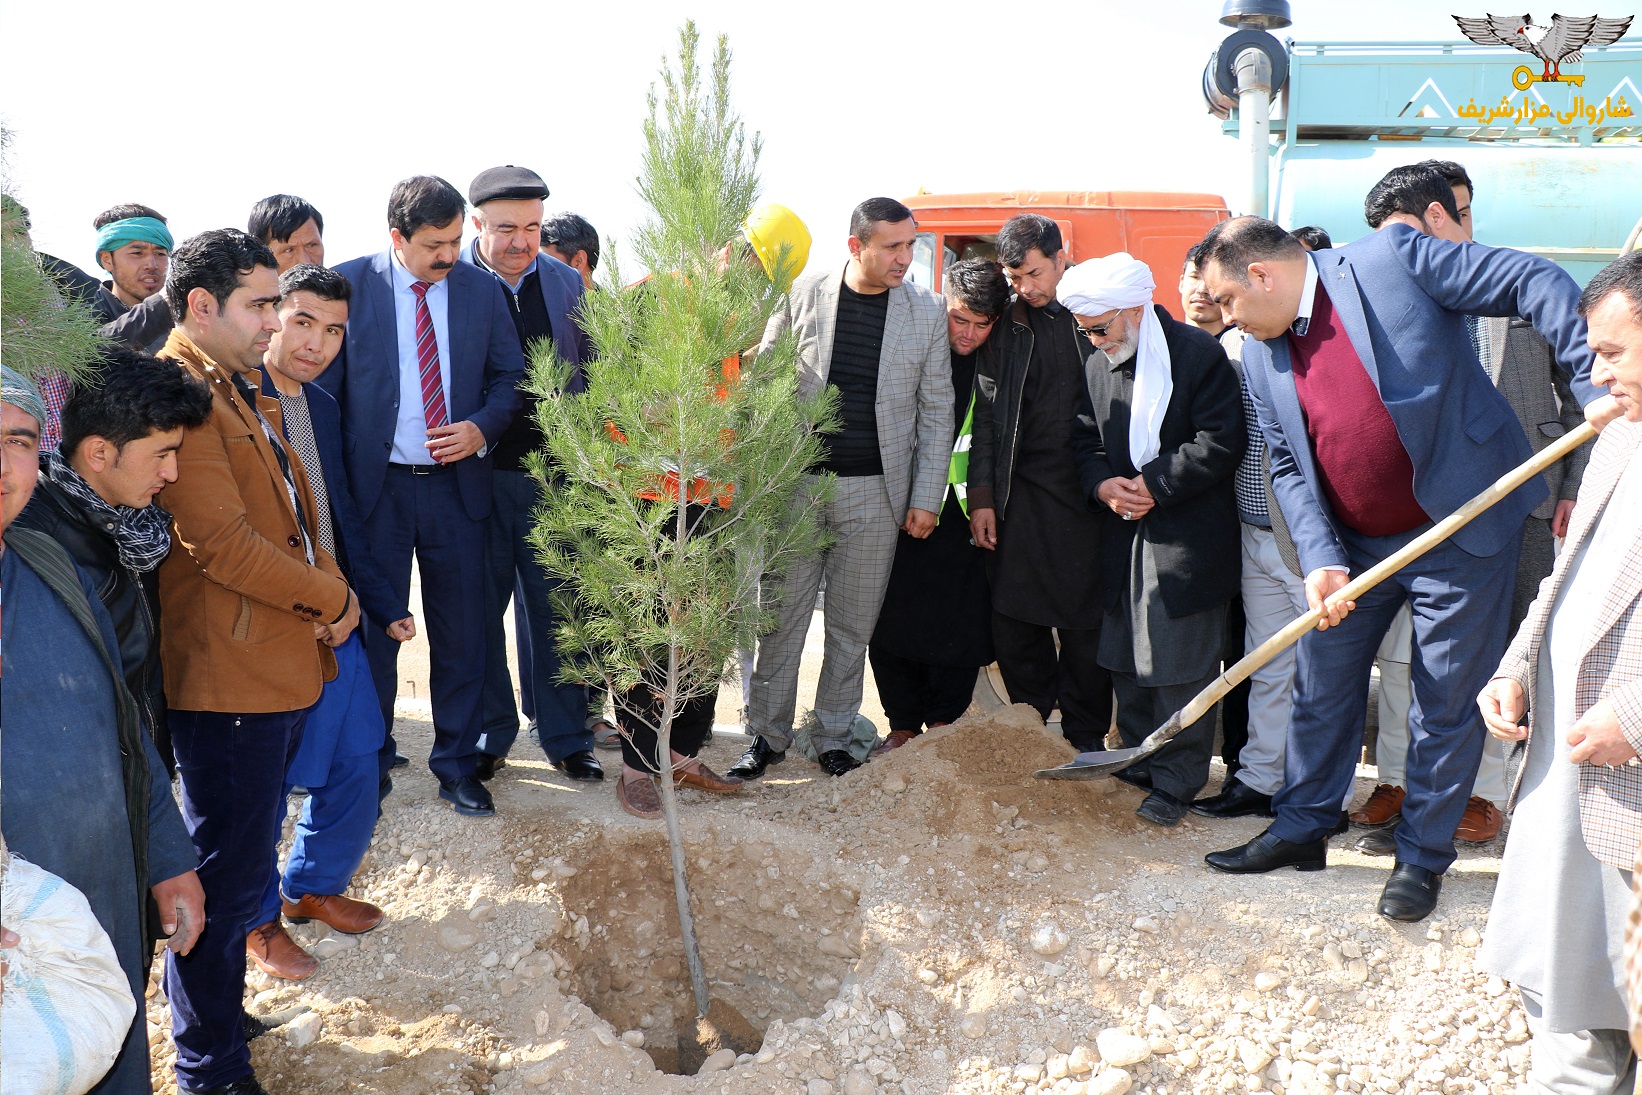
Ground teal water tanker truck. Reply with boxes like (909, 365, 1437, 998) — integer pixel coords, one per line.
(1203, 1, 1642, 283)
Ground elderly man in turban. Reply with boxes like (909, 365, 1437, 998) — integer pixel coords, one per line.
(1066, 253, 1246, 826)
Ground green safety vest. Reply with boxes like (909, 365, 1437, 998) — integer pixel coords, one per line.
(947, 391, 977, 519)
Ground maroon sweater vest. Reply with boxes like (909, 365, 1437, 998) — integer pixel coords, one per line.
(1289, 288, 1428, 538)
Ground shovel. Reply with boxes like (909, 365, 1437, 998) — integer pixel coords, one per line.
(1035, 420, 1598, 781)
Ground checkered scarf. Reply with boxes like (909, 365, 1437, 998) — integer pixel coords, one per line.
(40, 450, 173, 573)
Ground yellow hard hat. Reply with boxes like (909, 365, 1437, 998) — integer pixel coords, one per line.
(743, 202, 811, 292)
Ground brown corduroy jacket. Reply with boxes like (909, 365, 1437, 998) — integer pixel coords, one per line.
(155, 330, 349, 712)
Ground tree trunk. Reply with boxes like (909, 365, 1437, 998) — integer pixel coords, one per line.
(656, 491, 712, 1018)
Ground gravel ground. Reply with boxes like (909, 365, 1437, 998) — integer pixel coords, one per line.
(144, 702, 1523, 1095)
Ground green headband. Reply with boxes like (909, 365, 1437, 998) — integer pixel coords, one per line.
(95, 216, 173, 261)
(1, 363, 48, 427)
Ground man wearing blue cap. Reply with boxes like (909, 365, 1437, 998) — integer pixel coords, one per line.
(459, 164, 600, 784)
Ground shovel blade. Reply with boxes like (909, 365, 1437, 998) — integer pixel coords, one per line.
(1034, 746, 1148, 780)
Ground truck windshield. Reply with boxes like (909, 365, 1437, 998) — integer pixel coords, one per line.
(907, 233, 938, 291)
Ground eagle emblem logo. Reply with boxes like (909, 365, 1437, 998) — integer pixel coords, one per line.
(1453, 13, 1634, 83)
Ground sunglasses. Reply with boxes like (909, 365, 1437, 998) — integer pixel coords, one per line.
(1076, 317, 1120, 341)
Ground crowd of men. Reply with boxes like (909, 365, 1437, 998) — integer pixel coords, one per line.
(1, 154, 1639, 1094)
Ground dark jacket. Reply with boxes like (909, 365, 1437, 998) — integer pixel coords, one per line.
(1070, 305, 1245, 618)
(38, 252, 105, 308)
(260, 371, 409, 628)
(99, 292, 174, 353)
(965, 297, 1037, 517)
(14, 476, 171, 763)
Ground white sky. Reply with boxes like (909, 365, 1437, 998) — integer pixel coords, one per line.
(1, 0, 1505, 280)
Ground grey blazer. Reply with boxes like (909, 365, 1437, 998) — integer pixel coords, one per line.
(759, 264, 954, 521)
(1484, 316, 1589, 521)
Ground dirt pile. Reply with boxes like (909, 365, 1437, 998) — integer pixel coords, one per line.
(146, 703, 1524, 1094)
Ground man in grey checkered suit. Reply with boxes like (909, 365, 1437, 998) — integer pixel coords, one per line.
(1477, 251, 1641, 1093)
(730, 197, 954, 778)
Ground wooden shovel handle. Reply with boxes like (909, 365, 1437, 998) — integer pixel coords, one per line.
(1171, 421, 1599, 732)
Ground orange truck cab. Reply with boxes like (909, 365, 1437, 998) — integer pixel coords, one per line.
(902, 190, 1232, 319)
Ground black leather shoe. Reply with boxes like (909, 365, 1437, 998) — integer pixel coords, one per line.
(1137, 788, 1189, 827)
(1330, 810, 1351, 836)
(1205, 829, 1328, 874)
(1112, 766, 1154, 793)
(727, 736, 786, 779)
(391, 752, 410, 769)
(1355, 819, 1399, 857)
(438, 776, 495, 817)
(197, 1075, 273, 1095)
(474, 752, 507, 781)
(1377, 862, 1442, 922)
(243, 1011, 276, 1043)
(1190, 779, 1274, 819)
(550, 750, 605, 782)
(817, 749, 862, 777)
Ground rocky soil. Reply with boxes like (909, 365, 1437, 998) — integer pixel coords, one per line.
(145, 702, 1523, 1094)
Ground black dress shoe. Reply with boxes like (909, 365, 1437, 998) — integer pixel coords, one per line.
(243, 1011, 276, 1043)
(474, 752, 507, 781)
(817, 749, 862, 777)
(1330, 810, 1351, 836)
(1355, 819, 1399, 857)
(438, 776, 495, 817)
(391, 752, 410, 769)
(197, 1075, 273, 1095)
(1137, 788, 1189, 827)
(1112, 766, 1154, 793)
(1190, 779, 1274, 819)
(727, 736, 785, 779)
(1378, 862, 1442, 922)
(551, 750, 605, 782)
(1205, 828, 1328, 874)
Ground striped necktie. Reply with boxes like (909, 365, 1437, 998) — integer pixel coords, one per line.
(411, 280, 449, 430)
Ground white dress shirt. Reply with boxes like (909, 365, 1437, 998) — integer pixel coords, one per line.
(1291, 255, 1320, 337)
(389, 252, 452, 464)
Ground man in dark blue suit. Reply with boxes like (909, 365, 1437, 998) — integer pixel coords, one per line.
(458, 164, 601, 784)
(253, 264, 409, 979)
(322, 176, 525, 818)
(1196, 214, 1601, 921)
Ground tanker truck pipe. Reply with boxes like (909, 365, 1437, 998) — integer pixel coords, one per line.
(1235, 46, 1273, 220)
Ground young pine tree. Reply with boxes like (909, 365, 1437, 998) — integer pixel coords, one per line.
(526, 23, 835, 1026)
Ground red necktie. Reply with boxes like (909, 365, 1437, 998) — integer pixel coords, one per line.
(411, 280, 449, 430)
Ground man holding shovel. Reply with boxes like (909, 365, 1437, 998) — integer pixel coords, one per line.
(1197, 213, 1599, 922)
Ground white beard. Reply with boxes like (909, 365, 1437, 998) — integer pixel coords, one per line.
(1101, 333, 1139, 366)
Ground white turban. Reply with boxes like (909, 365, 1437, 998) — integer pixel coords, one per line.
(1057, 253, 1173, 471)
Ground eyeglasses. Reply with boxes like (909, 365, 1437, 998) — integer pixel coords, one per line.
(1076, 317, 1120, 341)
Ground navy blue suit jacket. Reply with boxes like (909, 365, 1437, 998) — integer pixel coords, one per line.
(1243, 224, 1597, 575)
(459, 240, 590, 393)
(261, 371, 408, 627)
(321, 251, 526, 521)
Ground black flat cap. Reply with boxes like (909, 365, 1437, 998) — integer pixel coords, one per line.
(468, 165, 549, 205)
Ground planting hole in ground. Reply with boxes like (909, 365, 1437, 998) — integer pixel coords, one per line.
(555, 829, 865, 1075)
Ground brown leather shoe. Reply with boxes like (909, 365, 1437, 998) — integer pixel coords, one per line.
(870, 729, 920, 757)
(281, 892, 384, 935)
(617, 772, 662, 819)
(1454, 796, 1504, 842)
(673, 757, 743, 794)
(1348, 783, 1405, 827)
(246, 920, 317, 980)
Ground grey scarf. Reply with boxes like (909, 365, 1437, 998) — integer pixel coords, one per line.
(41, 450, 173, 573)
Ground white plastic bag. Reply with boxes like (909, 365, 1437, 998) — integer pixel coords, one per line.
(1, 852, 136, 1095)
